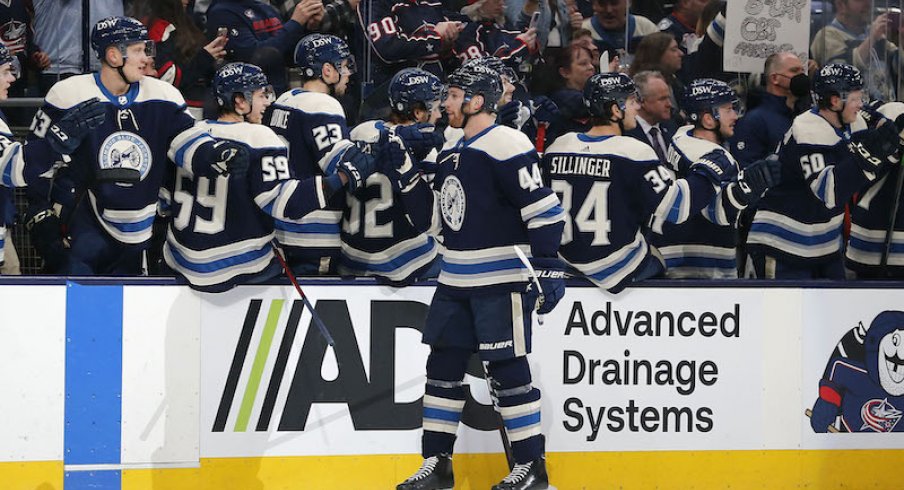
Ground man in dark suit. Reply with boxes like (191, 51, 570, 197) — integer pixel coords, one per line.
(625, 70, 677, 166)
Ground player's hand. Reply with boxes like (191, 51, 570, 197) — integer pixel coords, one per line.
(531, 96, 559, 125)
(848, 122, 900, 174)
(528, 256, 566, 315)
(335, 141, 377, 192)
(380, 135, 422, 192)
(497, 100, 524, 129)
(45, 98, 105, 156)
(689, 149, 738, 186)
(731, 154, 781, 206)
(25, 207, 68, 272)
(209, 140, 250, 179)
(391, 123, 444, 162)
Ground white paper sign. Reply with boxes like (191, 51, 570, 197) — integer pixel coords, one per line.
(723, 0, 811, 73)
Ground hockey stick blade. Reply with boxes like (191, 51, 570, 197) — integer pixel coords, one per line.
(271, 242, 336, 346)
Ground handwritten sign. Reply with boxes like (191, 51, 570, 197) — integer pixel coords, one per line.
(723, 0, 811, 73)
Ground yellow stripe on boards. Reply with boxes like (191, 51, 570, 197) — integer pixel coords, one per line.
(116, 450, 904, 490)
(0, 460, 62, 489)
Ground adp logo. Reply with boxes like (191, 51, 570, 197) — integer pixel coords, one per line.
(212, 298, 502, 433)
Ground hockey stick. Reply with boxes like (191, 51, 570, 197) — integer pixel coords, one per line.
(482, 361, 516, 470)
(513, 245, 545, 326)
(880, 158, 904, 272)
(271, 242, 336, 346)
(804, 409, 840, 433)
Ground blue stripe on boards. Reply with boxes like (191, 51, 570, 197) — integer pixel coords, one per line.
(64, 282, 123, 490)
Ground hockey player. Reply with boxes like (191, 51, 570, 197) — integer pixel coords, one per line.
(23, 16, 250, 275)
(845, 101, 904, 278)
(747, 64, 900, 279)
(344, 67, 444, 285)
(164, 62, 377, 291)
(543, 73, 739, 292)
(394, 62, 566, 490)
(267, 33, 372, 275)
(652, 78, 781, 279)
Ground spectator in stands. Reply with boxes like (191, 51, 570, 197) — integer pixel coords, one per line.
(140, 0, 228, 119)
(811, 0, 901, 101)
(548, 44, 594, 137)
(275, 0, 360, 39)
(32, 0, 124, 94)
(580, 0, 657, 58)
(358, 0, 465, 117)
(206, 0, 322, 94)
(570, 28, 601, 70)
(690, 1, 727, 81)
(457, 0, 539, 77)
(658, 0, 707, 55)
(629, 32, 684, 114)
(731, 52, 808, 167)
(631, 0, 667, 24)
(625, 71, 676, 166)
(504, 0, 582, 50)
(0, 1, 48, 95)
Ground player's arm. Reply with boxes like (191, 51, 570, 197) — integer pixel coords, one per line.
(395, 146, 441, 236)
(705, 155, 782, 226)
(359, 0, 445, 63)
(640, 150, 734, 234)
(164, 99, 249, 179)
(795, 137, 874, 210)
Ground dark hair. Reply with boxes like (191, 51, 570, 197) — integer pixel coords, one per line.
(145, 0, 206, 64)
(628, 32, 676, 77)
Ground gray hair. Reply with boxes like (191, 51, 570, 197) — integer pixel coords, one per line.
(633, 70, 667, 100)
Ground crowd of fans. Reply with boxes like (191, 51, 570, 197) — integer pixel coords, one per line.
(0, 0, 903, 284)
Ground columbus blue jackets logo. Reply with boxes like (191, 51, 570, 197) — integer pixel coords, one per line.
(440, 175, 465, 231)
(808, 311, 904, 433)
(99, 131, 152, 181)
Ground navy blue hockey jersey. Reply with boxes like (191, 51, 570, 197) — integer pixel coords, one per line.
(344, 120, 438, 284)
(164, 120, 332, 291)
(267, 88, 350, 269)
(401, 124, 565, 295)
(543, 132, 719, 291)
(653, 126, 745, 279)
(26, 74, 216, 247)
(846, 101, 904, 276)
(453, 21, 532, 74)
(819, 357, 904, 432)
(748, 109, 871, 265)
(358, 0, 455, 88)
(206, 0, 305, 63)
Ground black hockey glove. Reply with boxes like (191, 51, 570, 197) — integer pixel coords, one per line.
(730, 154, 782, 206)
(531, 96, 560, 125)
(335, 141, 377, 192)
(528, 257, 567, 315)
(497, 100, 524, 129)
(391, 122, 444, 163)
(809, 380, 841, 433)
(848, 122, 900, 174)
(689, 149, 738, 186)
(209, 140, 250, 179)
(25, 207, 68, 273)
(45, 98, 105, 156)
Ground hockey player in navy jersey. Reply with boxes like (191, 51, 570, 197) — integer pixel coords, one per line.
(845, 101, 904, 278)
(164, 62, 376, 291)
(652, 79, 781, 278)
(395, 62, 566, 490)
(544, 73, 739, 293)
(345, 68, 444, 285)
(23, 16, 250, 276)
(267, 33, 376, 275)
(747, 64, 900, 279)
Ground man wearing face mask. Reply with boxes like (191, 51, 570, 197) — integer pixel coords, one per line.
(731, 52, 810, 168)
(747, 63, 900, 279)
